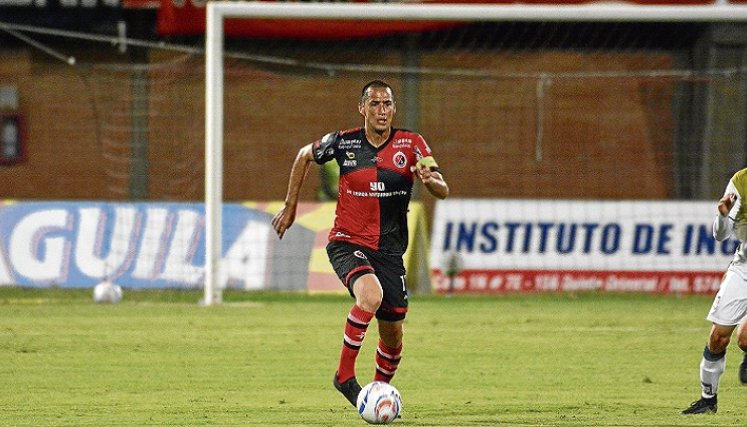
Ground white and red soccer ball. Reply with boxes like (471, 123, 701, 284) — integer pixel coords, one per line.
(357, 381, 402, 424)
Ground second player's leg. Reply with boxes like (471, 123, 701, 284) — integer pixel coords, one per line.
(709, 323, 735, 354)
(736, 317, 747, 384)
(699, 324, 735, 404)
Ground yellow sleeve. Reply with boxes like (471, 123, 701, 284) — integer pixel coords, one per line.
(416, 156, 439, 171)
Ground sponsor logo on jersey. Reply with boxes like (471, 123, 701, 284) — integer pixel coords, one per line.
(343, 159, 357, 167)
(354, 250, 368, 260)
(393, 151, 407, 169)
(346, 151, 355, 159)
(392, 138, 412, 148)
(339, 139, 362, 149)
(414, 146, 423, 161)
(371, 156, 383, 164)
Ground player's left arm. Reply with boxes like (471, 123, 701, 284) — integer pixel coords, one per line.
(411, 156, 449, 200)
(713, 179, 739, 241)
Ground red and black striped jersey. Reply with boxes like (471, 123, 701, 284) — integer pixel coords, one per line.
(313, 127, 439, 255)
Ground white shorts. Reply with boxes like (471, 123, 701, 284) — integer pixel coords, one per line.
(707, 267, 747, 326)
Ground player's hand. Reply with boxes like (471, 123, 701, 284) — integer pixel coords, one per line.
(411, 161, 449, 199)
(271, 204, 297, 239)
(718, 192, 737, 217)
(410, 162, 435, 185)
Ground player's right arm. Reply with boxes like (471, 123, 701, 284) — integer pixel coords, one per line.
(713, 180, 738, 241)
(272, 143, 315, 239)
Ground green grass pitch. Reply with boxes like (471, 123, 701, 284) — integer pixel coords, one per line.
(1, 287, 746, 426)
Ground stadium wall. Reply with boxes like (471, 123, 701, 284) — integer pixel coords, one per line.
(0, 48, 681, 202)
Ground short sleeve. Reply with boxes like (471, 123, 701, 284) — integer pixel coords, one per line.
(312, 132, 338, 164)
(413, 134, 440, 171)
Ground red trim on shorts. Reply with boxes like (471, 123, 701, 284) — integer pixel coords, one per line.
(388, 307, 408, 314)
(345, 265, 375, 287)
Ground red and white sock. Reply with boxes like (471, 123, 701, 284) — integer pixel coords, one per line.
(336, 305, 374, 383)
(374, 340, 402, 383)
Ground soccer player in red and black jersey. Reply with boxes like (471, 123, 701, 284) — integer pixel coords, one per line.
(272, 80, 449, 407)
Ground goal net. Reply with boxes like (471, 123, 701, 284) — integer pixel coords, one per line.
(202, 2, 747, 302)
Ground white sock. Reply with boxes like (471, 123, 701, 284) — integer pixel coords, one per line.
(700, 347, 726, 399)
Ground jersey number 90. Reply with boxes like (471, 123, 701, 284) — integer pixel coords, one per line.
(370, 182, 385, 191)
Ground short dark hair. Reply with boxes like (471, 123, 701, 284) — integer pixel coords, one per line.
(360, 80, 393, 100)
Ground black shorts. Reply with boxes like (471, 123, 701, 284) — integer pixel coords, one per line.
(326, 240, 408, 322)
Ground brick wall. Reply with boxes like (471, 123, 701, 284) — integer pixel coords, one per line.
(0, 50, 675, 203)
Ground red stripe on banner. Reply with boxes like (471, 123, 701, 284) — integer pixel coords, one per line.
(432, 269, 725, 294)
(157, 0, 717, 38)
(157, 0, 461, 38)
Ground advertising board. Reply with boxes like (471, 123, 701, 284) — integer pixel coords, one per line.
(430, 199, 735, 293)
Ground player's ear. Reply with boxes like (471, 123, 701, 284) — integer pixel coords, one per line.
(358, 101, 365, 117)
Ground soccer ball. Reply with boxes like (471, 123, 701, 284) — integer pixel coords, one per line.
(356, 381, 402, 425)
(93, 281, 123, 304)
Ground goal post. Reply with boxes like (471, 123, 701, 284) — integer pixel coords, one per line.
(203, 1, 747, 305)
(203, 5, 224, 306)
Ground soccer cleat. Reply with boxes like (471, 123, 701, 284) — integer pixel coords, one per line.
(333, 373, 362, 408)
(740, 353, 747, 385)
(681, 397, 717, 414)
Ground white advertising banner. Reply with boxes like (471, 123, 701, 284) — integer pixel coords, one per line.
(0, 201, 307, 291)
(430, 199, 736, 294)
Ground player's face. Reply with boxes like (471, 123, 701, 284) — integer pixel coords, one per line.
(359, 87, 396, 135)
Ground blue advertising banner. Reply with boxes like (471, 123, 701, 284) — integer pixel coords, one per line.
(0, 201, 310, 289)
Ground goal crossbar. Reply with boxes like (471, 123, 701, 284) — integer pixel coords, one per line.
(203, 1, 747, 305)
(208, 2, 747, 22)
